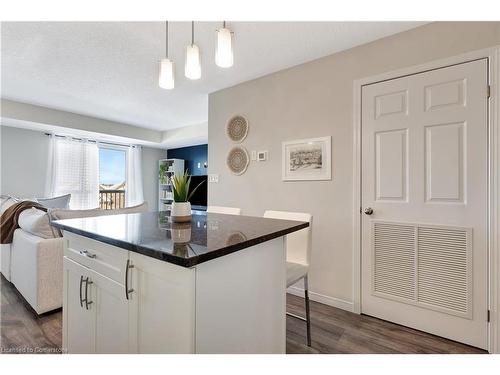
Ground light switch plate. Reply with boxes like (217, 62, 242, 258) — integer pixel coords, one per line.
(208, 174, 219, 183)
(257, 151, 268, 161)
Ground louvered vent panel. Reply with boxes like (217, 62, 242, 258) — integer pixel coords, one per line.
(373, 222, 416, 301)
(417, 226, 471, 317)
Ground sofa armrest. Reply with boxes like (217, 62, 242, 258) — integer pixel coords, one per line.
(11, 229, 64, 314)
(0, 243, 12, 281)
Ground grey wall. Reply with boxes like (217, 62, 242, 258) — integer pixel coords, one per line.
(0, 125, 166, 209)
(208, 22, 500, 309)
(0, 126, 49, 198)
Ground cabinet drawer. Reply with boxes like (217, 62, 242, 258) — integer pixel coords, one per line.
(64, 231, 128, 285)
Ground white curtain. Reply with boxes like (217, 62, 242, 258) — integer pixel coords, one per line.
(126, 145, 144, 207)
(45, 135, 99, 209)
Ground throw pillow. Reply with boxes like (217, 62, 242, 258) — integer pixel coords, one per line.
(37, 194, 71, 209)
(18, 207, 60, 239)
(0, 196, 18, 216)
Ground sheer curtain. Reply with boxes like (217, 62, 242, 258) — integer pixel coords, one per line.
(126, 145, 144, 207)
(45, 135, 99, 209)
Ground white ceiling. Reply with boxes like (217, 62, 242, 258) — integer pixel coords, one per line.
(1, 21, 425, 131)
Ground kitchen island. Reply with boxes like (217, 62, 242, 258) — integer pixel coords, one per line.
(52, 211, 308, 354)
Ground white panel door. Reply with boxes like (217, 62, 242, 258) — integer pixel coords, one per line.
(361, 59, 488, 349)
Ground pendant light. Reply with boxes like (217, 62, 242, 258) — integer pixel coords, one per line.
(185, 21, 201, 80)
(215, 21, 233, 68)
(159, 21, 175, 89)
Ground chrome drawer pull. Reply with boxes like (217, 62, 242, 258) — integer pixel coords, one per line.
(84, 277, 93, 310)
(79, 275, 84, 308)
(79, 250, 97, 259)
(125, 259, 134, 300)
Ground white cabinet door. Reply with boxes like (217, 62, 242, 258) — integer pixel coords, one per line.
(130, 252, 195, 353)
(63, 256, 137, 354)
(90, 268, 138, 354)
(63, 257, 94, 354)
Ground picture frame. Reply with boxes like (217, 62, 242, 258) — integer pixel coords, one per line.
(282, 136, 332, 181)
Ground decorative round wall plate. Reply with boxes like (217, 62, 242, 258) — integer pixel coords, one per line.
(226, 146, 249, 175)
(226, 115, 249, 143)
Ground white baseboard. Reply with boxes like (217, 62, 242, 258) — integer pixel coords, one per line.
(287, 286, 354, 313)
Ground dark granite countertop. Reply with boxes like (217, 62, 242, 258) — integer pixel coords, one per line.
(52, 211, 308, 267)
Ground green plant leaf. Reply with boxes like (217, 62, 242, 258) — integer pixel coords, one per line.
(187, 179, 205, 202)
(171, 170, 204, 203)
(159, 164, 168, 184)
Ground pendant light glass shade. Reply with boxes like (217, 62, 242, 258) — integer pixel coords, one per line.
(159, 58, 175, 89)
(185, 44, 201, 80)
(215, 27, 233, 68)
(159, 21, 174, 90)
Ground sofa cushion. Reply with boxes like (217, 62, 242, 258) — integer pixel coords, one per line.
(50, 201, 148, 221)
(18, 207, 60, 239)
(37, 194, 71, 209)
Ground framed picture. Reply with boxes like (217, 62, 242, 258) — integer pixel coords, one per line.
(282, 136, 332, 181)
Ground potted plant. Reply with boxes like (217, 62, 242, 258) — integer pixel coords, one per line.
(159, 164, 169, 184)
(170, 171, 204, 222)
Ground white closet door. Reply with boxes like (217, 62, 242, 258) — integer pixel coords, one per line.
(361, 59, 488, 349)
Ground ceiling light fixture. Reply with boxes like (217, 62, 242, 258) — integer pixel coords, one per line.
(159, 21, 175, 90)
(215, 21, 233, 68)
(185, 21, 201, 80)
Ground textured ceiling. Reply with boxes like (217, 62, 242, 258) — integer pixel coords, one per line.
(1, 21, 425, 131)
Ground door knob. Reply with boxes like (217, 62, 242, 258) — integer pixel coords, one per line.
(364, 207, 374, 215)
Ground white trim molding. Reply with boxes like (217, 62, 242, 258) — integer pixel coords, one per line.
(287, 286, 354, 312)
(352, 46, 500, 353)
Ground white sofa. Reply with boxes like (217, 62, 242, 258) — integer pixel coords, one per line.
(1, 201, 148, 314)
(1, 243, 13, 281)
(10, 230, 64, 313)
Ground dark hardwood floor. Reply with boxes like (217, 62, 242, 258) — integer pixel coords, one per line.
(286, 294, 485, 354)
(0, 275, 485, 354)
(0, 275, 62, 354)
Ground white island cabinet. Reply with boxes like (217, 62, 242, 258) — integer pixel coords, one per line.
(63, 256, 136, 353)
(57, 212, 307, 354)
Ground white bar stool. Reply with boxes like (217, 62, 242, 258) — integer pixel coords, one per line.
(263, 210, 313, 346)
(207, 206, 242, 215)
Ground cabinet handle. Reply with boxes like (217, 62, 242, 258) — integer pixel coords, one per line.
(125, 259, 134, 300)
(79, 275, 84, 308)
(84, 277, 93, 310)
(79, 250, 97, 259)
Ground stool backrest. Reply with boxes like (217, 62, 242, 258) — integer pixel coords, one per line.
(207, 206, 242, 215)
(263, 210, 312, 266)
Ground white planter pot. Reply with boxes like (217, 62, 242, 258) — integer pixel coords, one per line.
(171, 201, 192, 223)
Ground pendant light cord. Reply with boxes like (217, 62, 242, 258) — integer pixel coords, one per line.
(191, 21, 194, 45)
(165, 21, 169, 58)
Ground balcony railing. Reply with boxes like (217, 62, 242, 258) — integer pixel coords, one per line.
(99, 190, 126, 210)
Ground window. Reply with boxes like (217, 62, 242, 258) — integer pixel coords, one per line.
(99, 147, 127, 209)
(46, 136, 100, 210)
